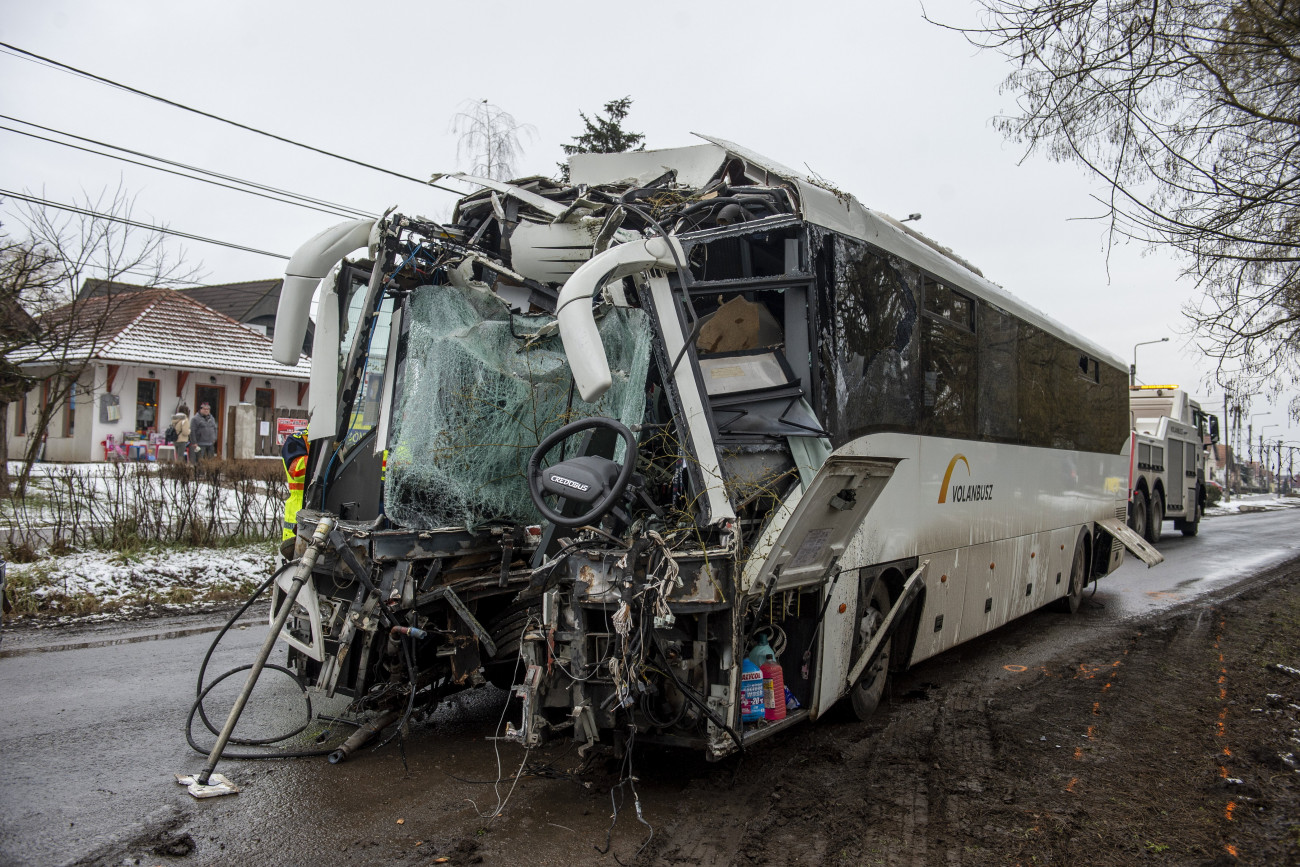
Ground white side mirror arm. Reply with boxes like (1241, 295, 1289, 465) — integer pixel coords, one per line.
(555, 236, 685, 402)
(272, 218, 378, 365)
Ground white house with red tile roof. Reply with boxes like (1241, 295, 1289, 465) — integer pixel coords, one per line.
(8, 287, 310, 463)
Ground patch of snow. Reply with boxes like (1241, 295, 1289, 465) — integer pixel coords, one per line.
(7, 544, 276, 621)
(1204, 494, 1300, 517)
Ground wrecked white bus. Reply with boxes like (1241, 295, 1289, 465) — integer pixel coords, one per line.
(268, 137, 1160, 761)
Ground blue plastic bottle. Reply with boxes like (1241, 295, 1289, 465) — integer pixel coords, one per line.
(740, 658, 765, 722)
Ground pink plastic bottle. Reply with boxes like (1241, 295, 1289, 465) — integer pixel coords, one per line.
(762, 655, 786, 721)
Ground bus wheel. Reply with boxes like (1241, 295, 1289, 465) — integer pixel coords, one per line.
(1145, 490, 1164, 544)
(1128, 489, 1147, 540)
(850, 579, 892, 721)
(1056, 537, 1087, 614)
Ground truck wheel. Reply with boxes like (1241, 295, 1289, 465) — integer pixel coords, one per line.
(1180, 500, 1200, 537)
(1128, 489, 1147, 540)
(850, 579, 893, 721)
(1145, 490, 1164, 544)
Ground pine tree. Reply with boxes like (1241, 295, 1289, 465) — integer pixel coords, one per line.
(557, 97, 645, 182)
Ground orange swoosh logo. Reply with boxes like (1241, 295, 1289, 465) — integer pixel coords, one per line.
(938, 454, 970, 503)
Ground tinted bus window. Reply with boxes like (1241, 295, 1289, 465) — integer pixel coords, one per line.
(978, 304, 1018, 441)
(822, 235, 920, 445)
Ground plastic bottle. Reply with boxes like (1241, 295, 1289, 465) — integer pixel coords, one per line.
(740, 658, 765, 722)
(748, 631, 776, 669)
(762, 654, 787, 721)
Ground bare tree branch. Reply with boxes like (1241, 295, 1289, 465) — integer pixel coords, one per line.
(1, 184, 200, 495)
(933, 0, 1300, 416)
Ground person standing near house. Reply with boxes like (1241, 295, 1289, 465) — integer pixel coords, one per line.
(168, 404, 191, 462)
(190, 402, 219, 462)
(280, 427, 309, 559)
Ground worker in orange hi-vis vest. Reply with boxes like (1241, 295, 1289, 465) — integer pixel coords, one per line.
(280, 427, 309, 560)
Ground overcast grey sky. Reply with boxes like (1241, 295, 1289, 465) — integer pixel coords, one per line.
(2, 0, 1295, 447)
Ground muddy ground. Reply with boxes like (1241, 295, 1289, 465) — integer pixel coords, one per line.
(632, 560, 1300, 867)
(63, 556, 1300, 867)
(442, 560, 1300, 867)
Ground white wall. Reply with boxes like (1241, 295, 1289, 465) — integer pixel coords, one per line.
(7, 362, 307, 463)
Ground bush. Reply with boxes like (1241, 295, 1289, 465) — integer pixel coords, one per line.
(1, 458, 286, 555)
(1205, 482, 1224, 508)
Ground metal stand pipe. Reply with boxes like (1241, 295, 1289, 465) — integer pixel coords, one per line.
(196, 516, 335, 786)
(327, 708, 401, 764)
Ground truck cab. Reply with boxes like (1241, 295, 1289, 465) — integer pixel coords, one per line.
(1127, 385, 1219, 541)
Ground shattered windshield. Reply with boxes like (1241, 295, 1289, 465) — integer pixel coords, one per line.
(384, 284, 652, 530)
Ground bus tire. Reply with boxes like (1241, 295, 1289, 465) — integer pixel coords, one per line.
(482, 600, 539, 689)
(1145, 489, 1164, 544)
(1128, 489, 1148, 540)
(1055, 534, 1088, 614)
(850, 579, 893, 721)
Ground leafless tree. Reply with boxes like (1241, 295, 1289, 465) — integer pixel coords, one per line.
(449, 99, 537, 181)
(1, 185, 198, 496)
(0, 227, 57, 494)
(936, 1, 1300, 418)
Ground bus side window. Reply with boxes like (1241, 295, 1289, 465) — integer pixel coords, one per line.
(978, 305, 1017, 441)
(921, 315, 977, 438)
(821, 235, 920, 444)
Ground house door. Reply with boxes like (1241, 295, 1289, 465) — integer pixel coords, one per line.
(195, 384, 226, 456)
(255, 387, 275, 456)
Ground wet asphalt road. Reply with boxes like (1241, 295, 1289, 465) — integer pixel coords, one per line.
(1, 503, 1298, 867)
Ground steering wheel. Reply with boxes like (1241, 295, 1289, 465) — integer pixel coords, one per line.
(527, 417, 639, 528)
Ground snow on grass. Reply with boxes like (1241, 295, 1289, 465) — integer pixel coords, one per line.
(5, 543, 277, 622)
(1204, 494, 1300, 517)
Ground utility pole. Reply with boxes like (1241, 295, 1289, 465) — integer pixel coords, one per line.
(1278, 440, 1284, 497)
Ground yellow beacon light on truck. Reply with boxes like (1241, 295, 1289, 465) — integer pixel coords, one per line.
(1130, 384, 1180, 391)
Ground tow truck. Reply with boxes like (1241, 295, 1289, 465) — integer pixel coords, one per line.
(1127, 385, 1219, 541)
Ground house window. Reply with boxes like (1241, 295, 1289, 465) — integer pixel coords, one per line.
(15, 390, 26, 435)
(136, 378, 160, 434)
(255, 387, 274, 411)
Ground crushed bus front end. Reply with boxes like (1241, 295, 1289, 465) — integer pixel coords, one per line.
(271, 139, 913, 759)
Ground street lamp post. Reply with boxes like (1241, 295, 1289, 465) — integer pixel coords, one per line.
(1260, 424, 1278, 492)
(1131, 338, 1170, 387)
(1249, 412, 1271, 469)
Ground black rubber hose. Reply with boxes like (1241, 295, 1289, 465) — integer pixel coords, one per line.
(184, 559, 335, 760)
(185, 663, 323, 758)
(650, 631, 744, 757)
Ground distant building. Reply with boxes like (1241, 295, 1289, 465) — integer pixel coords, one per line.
(1206, 443, 1239, 491)
(8, 286, 309, 463)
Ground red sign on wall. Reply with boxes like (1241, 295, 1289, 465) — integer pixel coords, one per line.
(277, 417, 309, 445)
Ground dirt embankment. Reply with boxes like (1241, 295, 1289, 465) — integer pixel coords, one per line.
(634, 561, 1300, 866)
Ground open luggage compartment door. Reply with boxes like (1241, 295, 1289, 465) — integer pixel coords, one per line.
(745, 456, 901, 718)
(1095, 515, 1164, 567)
(748, 456, 902, 592)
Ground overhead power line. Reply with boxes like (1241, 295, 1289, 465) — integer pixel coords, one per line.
(0, 41, 466, 197)
(0, 119, 377, 221)
(0, 189, 291, 260)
